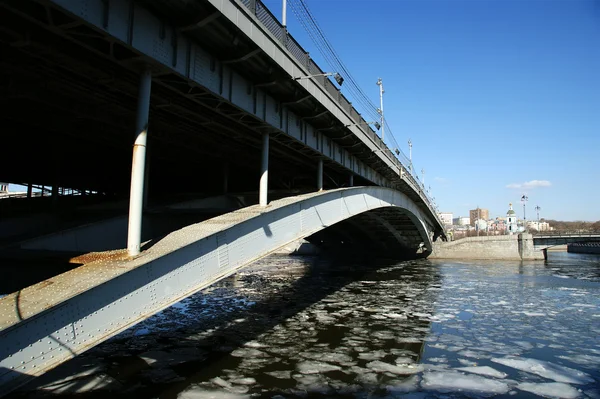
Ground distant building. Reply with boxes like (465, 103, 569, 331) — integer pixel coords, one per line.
(507, 203, 517, 235)
(439, 212, 453, 226)
(453, 216, 471, 226)
(474, 219, 488, 231)
(526, 221, 552, 231)
(469, 208, 489, 226)
(0, 183, 8, 193)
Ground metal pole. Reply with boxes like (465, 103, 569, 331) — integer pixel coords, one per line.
(282, 0, 287, 27)
(377, 78, 384, 142)
(317, 159, 323, 191)
(259, 132, 269, 207)
(27, 183, 32, 198)
(127, 67, 152, 257)
(408, 139, 412, 173)
(349, 174, 354, 187)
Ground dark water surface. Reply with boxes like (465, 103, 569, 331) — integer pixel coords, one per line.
(10, 252, 600, 398)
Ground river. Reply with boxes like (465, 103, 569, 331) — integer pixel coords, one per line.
(10, 252, 600, 398)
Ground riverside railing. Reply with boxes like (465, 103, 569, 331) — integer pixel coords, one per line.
(237, 0, 440, 221)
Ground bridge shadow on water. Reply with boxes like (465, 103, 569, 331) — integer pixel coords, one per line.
(7, 253, 441, 399)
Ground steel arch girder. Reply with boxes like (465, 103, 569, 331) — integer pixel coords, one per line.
(0, 186, 432, 395)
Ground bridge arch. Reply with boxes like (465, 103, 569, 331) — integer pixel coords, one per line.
(0, 186, 437, 394)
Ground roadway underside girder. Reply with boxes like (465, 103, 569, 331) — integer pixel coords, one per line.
(0, 1, 377, 199)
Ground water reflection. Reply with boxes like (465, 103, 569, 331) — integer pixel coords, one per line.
(545, 252, 600, 282)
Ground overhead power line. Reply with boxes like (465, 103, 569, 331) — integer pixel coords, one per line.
(287, 0, 413, 169)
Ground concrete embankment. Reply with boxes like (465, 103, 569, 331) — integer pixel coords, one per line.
(429, 233, 544, 260)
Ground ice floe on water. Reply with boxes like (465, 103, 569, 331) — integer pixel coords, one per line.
(19, 256, 600, 398)
(491, 356, 594, 385)
(517, 381, 581, 399)
(421, 371, 510, 395)
(456, 366, 508, 379)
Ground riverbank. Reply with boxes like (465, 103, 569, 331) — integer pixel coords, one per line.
(429, 234, 544, 260)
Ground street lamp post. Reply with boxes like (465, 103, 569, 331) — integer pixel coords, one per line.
(421, 168, 425, 188)
(408, 139, 413, 173)
(376, 78, 385, 142)
(521, 195, 528, 230)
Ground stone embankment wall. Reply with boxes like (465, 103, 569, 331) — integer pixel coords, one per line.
(567, 243, 600, 255)
(429, 233, 544, 260)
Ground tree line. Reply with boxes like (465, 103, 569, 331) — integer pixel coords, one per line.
(540, 219, 600, 232)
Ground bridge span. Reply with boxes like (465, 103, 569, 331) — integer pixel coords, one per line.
(0, 187, 436, 394)
(0, 0, 448, 394)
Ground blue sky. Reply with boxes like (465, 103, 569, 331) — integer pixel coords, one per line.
(264, 0, 600, 221)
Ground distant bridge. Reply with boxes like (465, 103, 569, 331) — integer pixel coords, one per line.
(533, 232, 600, 248)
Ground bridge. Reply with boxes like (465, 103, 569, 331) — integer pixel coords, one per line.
(532, 232, 600, 259)
(0, 0, 445, 394)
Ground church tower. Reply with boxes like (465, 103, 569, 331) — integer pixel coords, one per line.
(507, 203, 517, 235)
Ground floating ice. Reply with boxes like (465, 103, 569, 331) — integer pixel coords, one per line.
(366, 360, 423, 375)
(358, 350, 387, 360)
(421, 371, 510, 395)
(491, 357, 594, 384)
(394, 356, 414, 364)
(513, 341, 534, 350)
(456, 366, 507, 379)
(457, 349, 491, 359)
(517, 382, 581, 398)
(523, 312, 546, 317)
(386, 375, 421, 394)
(458, 358, 478, 366)
(299, 351, 354, 365)
(382, 312, 407, 319)
(296, 360, 342, 374)
(177, 386, 250, 399)
(264, 370, 291, 379)
(558, 354, 600, 367)
(230, 348, 267, 358)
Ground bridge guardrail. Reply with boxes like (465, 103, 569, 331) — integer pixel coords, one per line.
(533, 231, 600, 237)
(235, 0, 442, 228)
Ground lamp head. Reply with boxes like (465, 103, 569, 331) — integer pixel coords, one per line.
(334, 73, 344, 86)
(374, 121, 381, 130)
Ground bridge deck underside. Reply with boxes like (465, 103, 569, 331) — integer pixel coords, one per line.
(308, 208, 425, 257)
(0, 1, 373, 196)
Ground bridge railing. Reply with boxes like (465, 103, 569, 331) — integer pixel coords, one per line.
(237, 0, 441, 224)
(533, 231, 600, 237)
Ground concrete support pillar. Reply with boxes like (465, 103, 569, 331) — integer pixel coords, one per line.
(259, 132, 269, 207)
(27, 183, 32, 198)
(127, 67, 152, 257)
(518, 233, 544, 260)
(143, 148, 151, 209)
(223, 162, 229, 194)
(349, 174, 354, 187)
(317, 159, 323, 191)
(542, 248, 548, 261)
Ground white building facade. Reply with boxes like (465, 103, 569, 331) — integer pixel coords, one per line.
(439, 212, 453, 226)
(506, 203, 517, 235)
